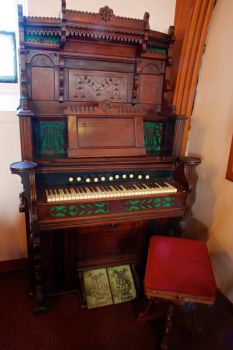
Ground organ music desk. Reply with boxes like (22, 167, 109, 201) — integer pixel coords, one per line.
(10, 1, 200, 311)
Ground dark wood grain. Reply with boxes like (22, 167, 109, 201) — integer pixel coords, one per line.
(226, 136, 233, 182)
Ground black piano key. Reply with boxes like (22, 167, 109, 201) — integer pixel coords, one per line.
(74, 188, 81, 194)
(136, 184, 143, 189)
(67, 188, 72, 195)
(151, 183, 160, 188)
(78, 187, 84, 194)
(141, 184, 148, 189)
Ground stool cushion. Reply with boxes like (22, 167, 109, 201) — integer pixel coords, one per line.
(144, 236, 217, 302)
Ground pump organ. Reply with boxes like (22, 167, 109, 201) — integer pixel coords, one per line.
(11, 1, 200, 311)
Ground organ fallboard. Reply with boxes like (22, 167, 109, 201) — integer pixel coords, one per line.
(10, 1, 200, 311)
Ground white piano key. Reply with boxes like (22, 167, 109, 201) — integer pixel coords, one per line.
(45, 189, 52, 202)
(64, 188, 72, 201)
(45, 181, 178, 203)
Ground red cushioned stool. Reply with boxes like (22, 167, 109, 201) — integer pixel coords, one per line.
(140, 236, 217, 350)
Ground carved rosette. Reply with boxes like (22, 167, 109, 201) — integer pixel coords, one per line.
(99, 6, 113, 22)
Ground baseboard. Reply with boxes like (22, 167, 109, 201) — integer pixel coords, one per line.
(0, 258, 28, 274)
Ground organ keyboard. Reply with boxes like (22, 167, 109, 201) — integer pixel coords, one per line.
(45, 182, 178, 202)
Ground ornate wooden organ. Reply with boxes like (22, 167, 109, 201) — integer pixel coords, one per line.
(11, 1, 200, 311)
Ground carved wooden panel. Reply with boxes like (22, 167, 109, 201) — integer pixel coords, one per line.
(68, 70, 131, 102)
(138, 62, 164, 105)
(139, 75, 162, 104)
(64, 41, 136, 58)
(76, 223, 136, 264)
(30, 53, 55, 66)
(31, 67, 55, 100)
(77, 118, 135, 148)
(68, 115, 146, 157)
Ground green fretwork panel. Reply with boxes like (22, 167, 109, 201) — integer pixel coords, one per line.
(146, 46, 167, 55)
(144, 122, 163, 154)
(33, 120, 66, 158)
(126, 197, 176, 211)
(163, 197, 176, 207)
(50, 205, 67, 217)
(25, 33, 60, 45)
(50, 202, 110, 217)
(147, 36, 167, 55)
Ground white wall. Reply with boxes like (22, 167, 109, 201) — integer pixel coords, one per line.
(0, 0, 176, 261)
(188, 0, 233, 301)
(28, 0, 176, 33)
(0, 111, 27, 260)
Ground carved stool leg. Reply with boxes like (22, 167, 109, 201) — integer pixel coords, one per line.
(191, 303, 205, 340)
(144, 296, 154, 314)
(180, 303, 204, 340)
(137, 296, 154, 322)
(160, 303, 174, 350)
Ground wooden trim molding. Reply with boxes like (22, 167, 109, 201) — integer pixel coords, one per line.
(173, 0, 216, 154)
(226, 136, 233, 182)
(0, 258, 28, 274)
(171, 0, 196, 96)
(145, 287, 215, 305)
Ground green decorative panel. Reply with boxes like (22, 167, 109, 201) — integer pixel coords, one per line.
(50, 203, 110, 217)
(144, 122, 163, 154)
(146, 47, 167, 55)
(147, 37, 167, 55)
(33, 120, 66, 158)
(25, 33, 60, 45)
(125, 197, 176, 211)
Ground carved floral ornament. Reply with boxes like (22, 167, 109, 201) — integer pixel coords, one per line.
(100, 100, 112, 112)
(63, 102, 143, 115)
(99, 6, 114, 22)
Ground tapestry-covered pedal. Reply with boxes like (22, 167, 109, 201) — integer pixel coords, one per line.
(79, 265, 137, 309)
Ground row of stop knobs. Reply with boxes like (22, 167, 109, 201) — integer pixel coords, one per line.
(68, 174, 151, 183)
